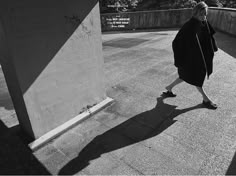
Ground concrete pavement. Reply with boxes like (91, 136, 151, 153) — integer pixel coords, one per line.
(1, 29, 236, 175)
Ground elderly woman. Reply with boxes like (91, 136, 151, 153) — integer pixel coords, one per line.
(163, 1, 218, 109)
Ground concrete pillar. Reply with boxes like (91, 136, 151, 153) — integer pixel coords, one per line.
(0, 0, 107, 139)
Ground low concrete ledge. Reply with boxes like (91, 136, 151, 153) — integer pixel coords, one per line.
(101, 8, 192, 32)
(29, 97, 114, 151)
(101, 8, 236, 37)
(208, 7, 236, 36)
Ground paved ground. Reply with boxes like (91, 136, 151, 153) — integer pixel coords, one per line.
(1, 29, 236, 175)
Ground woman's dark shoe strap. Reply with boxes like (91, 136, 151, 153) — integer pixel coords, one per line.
(162, 91, 176, 97)
(202, 100, 217, 109)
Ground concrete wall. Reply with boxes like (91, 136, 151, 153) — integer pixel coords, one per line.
(0, 0, 106, 139)
(101, 9, 192, 31)
(101, 7, 236, 37)
(208, 8, 236, 36)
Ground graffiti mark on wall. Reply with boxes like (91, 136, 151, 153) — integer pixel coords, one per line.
(64, 15, 81, 26)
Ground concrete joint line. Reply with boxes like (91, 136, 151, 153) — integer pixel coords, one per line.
(29, 97, 114, 151)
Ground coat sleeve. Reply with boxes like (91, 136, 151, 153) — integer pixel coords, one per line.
(172, 28, 186, 68)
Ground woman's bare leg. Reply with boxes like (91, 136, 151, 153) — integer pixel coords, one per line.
(165, 78, 183, 92)
(196, 86, 211, 102)
(196, 86, 217, 109)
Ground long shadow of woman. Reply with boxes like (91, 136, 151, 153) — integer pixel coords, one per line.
(59, 94, 204, 175)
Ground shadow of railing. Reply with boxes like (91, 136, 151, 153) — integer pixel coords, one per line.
(58, 95, 204, 175)
(0, 121, 50, 175)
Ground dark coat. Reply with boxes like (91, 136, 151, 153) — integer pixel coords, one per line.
(172, 17, 218, 87)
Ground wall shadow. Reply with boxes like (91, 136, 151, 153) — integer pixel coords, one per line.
(59, 95, 204, 175)
(103, 38, 150, 48)
(226, 152, 236, 175)
(0, 121, 50, 175)
(215, 31, 236, 59)
(0, 97, 14, 110)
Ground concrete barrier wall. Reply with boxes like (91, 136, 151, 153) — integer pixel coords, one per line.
(101, 9, 192, 31)
(208, 8, 236, 36)
(0, 1, 106, 139)
(101, 8, 236, 37)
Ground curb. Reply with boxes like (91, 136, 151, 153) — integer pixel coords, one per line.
(29, 97, 114, 151)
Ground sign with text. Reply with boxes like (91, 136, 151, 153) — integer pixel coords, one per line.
(105, 15, 130, 29)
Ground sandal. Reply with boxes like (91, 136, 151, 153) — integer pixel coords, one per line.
(202, 100, 217, 109)
(162, 91, 176, 97)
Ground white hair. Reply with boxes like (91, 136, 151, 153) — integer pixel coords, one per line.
(192, 1, 208, 17)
